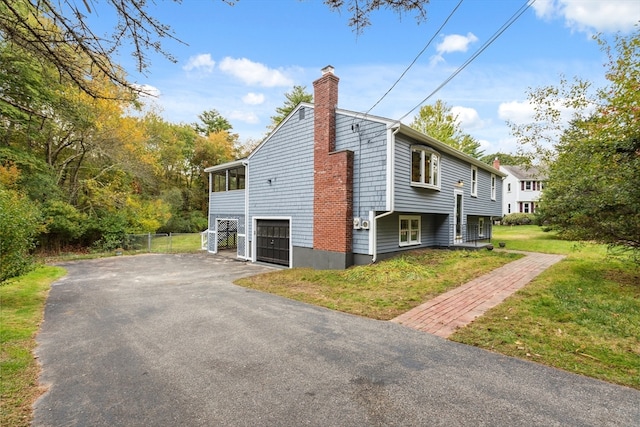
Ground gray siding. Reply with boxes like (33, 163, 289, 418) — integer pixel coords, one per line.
(467, 167, 502, 217)
(335, 114, 388, 255)
(375, 212, 442, 255)
(248, 106, 315, 248)
(393, 136, 501, 218)
(209, 190, 245, 230)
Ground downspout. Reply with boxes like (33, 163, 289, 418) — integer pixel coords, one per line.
(242, 159, 250, 260)
(207, 171, 212, 232)
(371, 125, 400, 263)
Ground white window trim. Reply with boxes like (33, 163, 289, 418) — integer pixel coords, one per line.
(478, 217, 485, 237)
(491, 174, 497, 201)
(410, 146, 440, 190)
(399, 215, 421, 247)
(470, 166, 478, 197)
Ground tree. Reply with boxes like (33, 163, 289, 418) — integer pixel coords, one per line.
(410, 100, 484, 158)
(511, 30, 640, 261)
(325, 0, 429, 33)
(0, 0, 430, 99)
(0, 0, 173, 99)
(194, 109, 233, 135)
(269, 85, 313, 130)
(480, 152, 529, 167)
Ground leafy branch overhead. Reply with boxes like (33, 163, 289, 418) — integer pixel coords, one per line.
(0, 0, 431, 100)
(324, 0, 430, 33)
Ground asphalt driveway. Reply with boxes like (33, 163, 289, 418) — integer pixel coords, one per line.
(34, 253, 640, 426)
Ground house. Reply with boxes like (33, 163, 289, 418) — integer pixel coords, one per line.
(495, 160, 545, 216)
(204, 66, 505, 269)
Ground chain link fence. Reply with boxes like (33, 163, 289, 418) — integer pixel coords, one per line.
(121, 233, 204, 254)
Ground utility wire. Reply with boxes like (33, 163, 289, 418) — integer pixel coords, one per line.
(396, 0, 535, 124)
(360, 0, 464, 119)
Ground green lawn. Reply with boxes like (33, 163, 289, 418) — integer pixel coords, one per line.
(4, 226, 637, 427)
(238, 225, 639, 389)
(0, 266, 66, 427)
(237, 249, 522, 320)
(452, 226, 640, 389)
(150, 233, 203, 253)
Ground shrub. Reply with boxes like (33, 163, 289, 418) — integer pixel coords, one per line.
(39, 200, 88, 252)
(0, 188, 43, 282)
(502, 213, 538, 226)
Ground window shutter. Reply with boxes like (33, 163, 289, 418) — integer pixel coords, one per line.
(521, 181, 525, 191)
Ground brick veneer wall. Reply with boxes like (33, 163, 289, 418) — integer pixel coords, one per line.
(312, 68, 354, 254)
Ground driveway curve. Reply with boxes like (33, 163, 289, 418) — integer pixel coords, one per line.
(34, 253, 639, 426)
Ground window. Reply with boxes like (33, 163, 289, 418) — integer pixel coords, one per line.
(411, 146, 440, 189)
(470, 166, 478, 197)
(523, 202, 530, 213)
(507, 183, 511, 192)
(525, 181, 532, 191)
(228, 167, 245, 190)
(491, 174, 496, 200)
(399, 215, 421, 246)
(213, 171, 227, 192)
(508, 203, 511, 213)
(212, 167, 246, 192)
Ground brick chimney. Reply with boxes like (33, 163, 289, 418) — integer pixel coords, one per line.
(493, 157, 501, 170)
(312, 66, 354, 268)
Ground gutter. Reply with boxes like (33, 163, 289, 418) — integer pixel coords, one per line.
(371, 125, 400, 263)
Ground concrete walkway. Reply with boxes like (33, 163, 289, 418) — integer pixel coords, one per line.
(391, 251, 565, 338)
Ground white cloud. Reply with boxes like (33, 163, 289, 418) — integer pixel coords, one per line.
(133, 84, 161, 98)
(451, 106, 484, 129)
(478, 139, 493, 151)
(437, 32, 479, 54)
(498, 100, 535, 124)
(242, 92, 265, 105)
(532, 0, 640, 33)
(229, 110, 260, 124)
(498, 97, 595, 130)
(430, 32, 479, 66)
(182, 53, 216, 73)
(219, 57, 294, 87)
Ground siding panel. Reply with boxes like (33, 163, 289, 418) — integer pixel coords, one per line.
(335, 114, 388, 255)
(248, 107, 315, 248)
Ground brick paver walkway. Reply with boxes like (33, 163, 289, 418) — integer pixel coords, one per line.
(391, 251, 565, 338)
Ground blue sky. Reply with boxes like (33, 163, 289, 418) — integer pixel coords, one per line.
(90, 0, 639, 154)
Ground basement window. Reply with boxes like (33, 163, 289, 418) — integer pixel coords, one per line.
(399, 215, 421, 246)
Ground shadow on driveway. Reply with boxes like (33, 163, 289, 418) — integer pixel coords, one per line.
(34, 253, 640, 426)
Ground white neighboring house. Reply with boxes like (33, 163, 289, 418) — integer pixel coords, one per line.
(495, 160, 546, 216)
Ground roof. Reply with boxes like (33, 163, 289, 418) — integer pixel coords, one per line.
(393, 122, 506, 177)
(211, 102, 506, 177)
(501, 165, 546, 180)
(203, 159, 246, 173)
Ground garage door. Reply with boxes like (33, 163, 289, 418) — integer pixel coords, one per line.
(256, 220, 290, 266)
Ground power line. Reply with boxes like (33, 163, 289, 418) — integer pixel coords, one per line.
(396, 0, 535, 124)
(360, 0, 465, 118)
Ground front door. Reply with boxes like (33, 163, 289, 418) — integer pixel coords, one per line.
(256, 220, 290, 266)
(454, 191, 463, 244)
